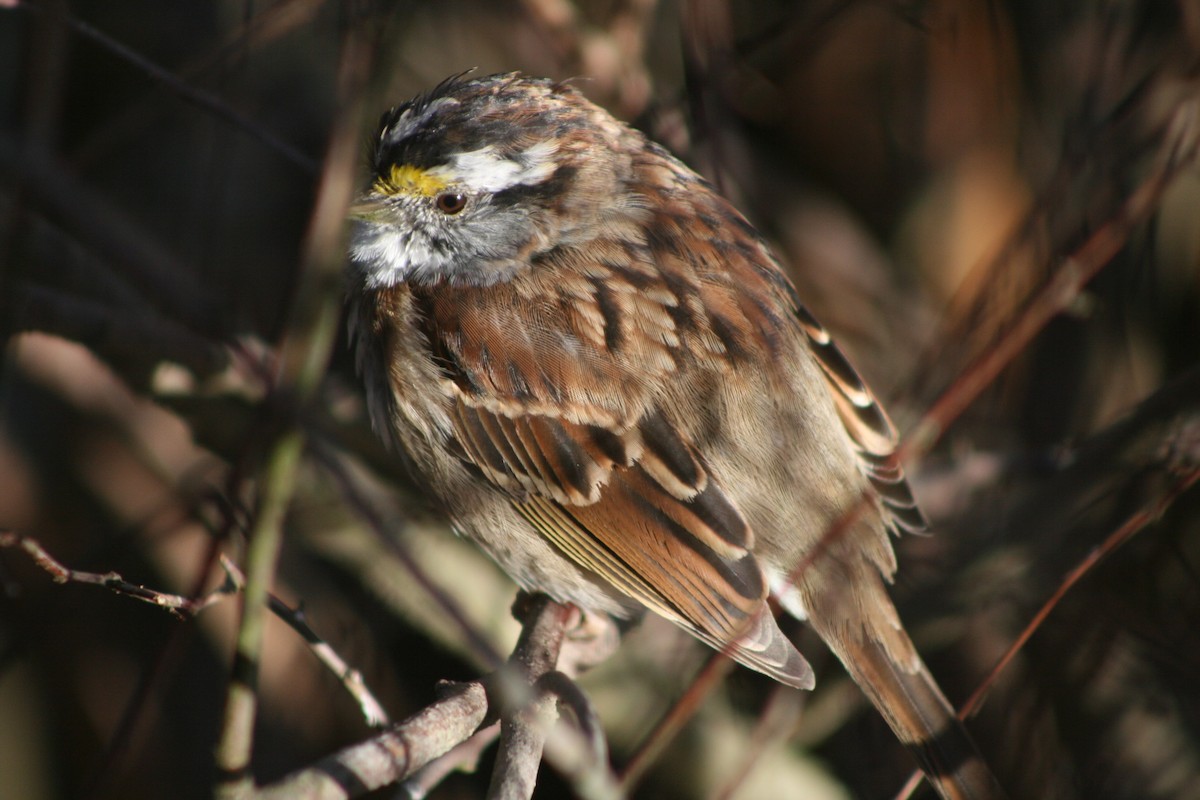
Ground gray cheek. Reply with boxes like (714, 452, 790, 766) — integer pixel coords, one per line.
(348, 205, 539, 287)
(464, 206, 536, 259)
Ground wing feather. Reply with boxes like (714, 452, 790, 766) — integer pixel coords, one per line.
(408, 235, 820, 687)
(449, 386, 812, 686)
(794, 303, 927, 535)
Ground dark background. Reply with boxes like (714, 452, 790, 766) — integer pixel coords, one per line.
(2, 1, 1199, 798)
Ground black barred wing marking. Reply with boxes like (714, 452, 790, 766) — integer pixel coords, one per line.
(450, 396, 814, 689)
(793, 304, 927, 536)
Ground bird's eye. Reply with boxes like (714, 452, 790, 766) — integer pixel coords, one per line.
(434, 192, 467, 215)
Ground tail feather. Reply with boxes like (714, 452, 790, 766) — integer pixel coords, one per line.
(824, 629, 1007, 800)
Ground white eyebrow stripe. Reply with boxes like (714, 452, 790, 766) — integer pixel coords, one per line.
(430, 142, 558, 193)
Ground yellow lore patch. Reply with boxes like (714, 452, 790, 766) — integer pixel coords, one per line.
(373, 164, 448, 197)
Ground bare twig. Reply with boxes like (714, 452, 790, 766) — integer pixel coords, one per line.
(487, 595, 576, 800)
(487, 595, 623, 800)
(255, 681, 490, 800)
(0, 533, 390, 728)
(0, 531, 236, 615)
(212, 16, 372, 796)
(397, 722, 501, 800)
(234, 553, 394, 728)
(15, 0, 317, 172)
(894, 465, 1200, 800)
(266, 594, 391, 728)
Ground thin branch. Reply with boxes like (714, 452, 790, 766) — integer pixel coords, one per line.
(396, 722, 501, 800)
(0, 134, 222, 334)
(16, 0, 317, 173)
(0, 531, 236, 616)
(254, 681, 490, 800)
(0, 533, 390, 728)
(487, 595, 576, 800)
(486, 595, 623, 800)
(266, 594, 390, 728)
(212, 16, 372, 796)
(893, 465, 1200, 800)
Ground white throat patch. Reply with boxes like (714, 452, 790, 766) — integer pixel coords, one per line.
(348, 223, 437, 290)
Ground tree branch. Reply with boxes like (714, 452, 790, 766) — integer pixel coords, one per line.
(255, 680, 489, 800)
(212, 15, 372, 796)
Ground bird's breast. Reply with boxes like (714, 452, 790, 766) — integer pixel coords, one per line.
(351, 285, 460, 479)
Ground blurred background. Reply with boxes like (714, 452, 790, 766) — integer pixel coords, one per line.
(2, 1, 1199, 798)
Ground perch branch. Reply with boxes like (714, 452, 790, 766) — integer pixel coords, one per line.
(254, 681, 490, 800)
(486, 594, 621, 800)
(253, 593, 618, 799)
(486, 594, 575, 800)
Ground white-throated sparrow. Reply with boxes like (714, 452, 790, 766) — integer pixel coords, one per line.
(346, 72, 1004, 799)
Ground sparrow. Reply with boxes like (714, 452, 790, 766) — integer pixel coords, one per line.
(345, 72, 1005, 799)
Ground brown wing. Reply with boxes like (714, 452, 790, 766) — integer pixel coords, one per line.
(414, 237, 814, 688)
(792, 303, 927, 536)
(454, 402, 812, 687)
(641, 167, 926, 538)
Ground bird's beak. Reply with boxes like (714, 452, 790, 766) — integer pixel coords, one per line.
(347, 196, 391, 223)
